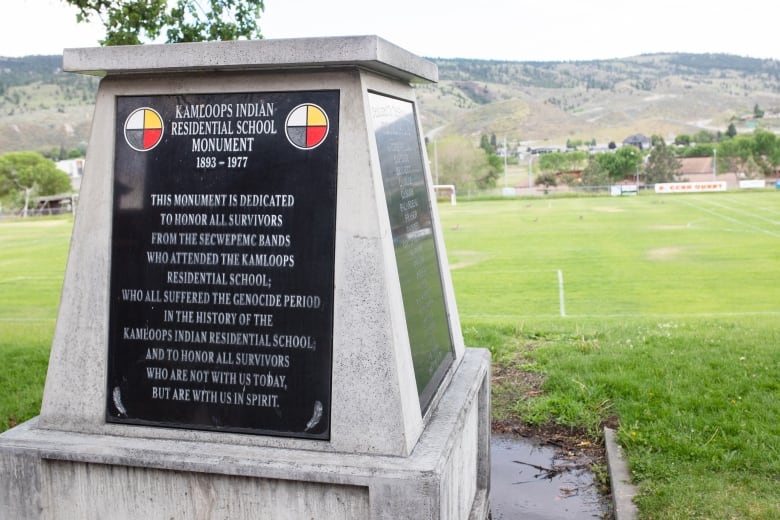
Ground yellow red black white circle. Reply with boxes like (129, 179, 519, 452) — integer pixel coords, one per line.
(124, 108, 164, 151)
(285, 104, 329, 150)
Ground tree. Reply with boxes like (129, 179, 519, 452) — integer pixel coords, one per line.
(643, 142, 681, 184)
(479, 134, 494, 154)
(68, 0, 265, 46)
(580, 157, 610, 187)
(692, 129, 715, 144)
(480, 151, 503, 189)
(535, 172, 557, 192)
(680, 143, 714, 158)
(582, 147, 641, 182)
(609, 147, 642, 180)
(538, 151, 587, 174)
(716, 130, 780, 177)
(726, 123, 738, 139)
(751, 129, 780, 174)
(754, 103, 764, 119)
(718, 135, 753, 163)
(430, 136, 492, 192)
(752, 129, 777, 157)
(0, 152, 72, 217)
(674, 134, 691, 146)
(742, 156, 763, 179)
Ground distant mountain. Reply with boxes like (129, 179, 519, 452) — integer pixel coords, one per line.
(417, 53, 780, 146)
(2, 52, 779, 154)
(0, 55, 98, 155)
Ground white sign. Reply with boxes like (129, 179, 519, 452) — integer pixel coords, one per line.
(655, 181, 727, 194)
(610, 185, 638, 196)
(739, 180, 766, 189)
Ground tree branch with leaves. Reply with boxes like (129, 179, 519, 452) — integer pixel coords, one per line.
(67, 0, 265, 46)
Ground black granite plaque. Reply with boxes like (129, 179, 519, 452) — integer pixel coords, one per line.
(369, 92, 454, 413)
(107, 91, 339, 439)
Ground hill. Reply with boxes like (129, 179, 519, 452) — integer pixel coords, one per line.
(418, 53, 780, 146)
(0, 55, 98, 155)
(2, 52, 780, 154)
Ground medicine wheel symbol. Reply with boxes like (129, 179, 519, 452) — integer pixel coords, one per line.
(285, 104, 329, 150)
(124, 107, 164, 151)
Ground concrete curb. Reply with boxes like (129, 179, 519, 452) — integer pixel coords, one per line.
(604, 427, 639, 520)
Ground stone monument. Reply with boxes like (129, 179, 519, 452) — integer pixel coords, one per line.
(0, 36, 491, 519)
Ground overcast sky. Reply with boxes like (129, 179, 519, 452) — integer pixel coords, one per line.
(1, 0, 778, 62)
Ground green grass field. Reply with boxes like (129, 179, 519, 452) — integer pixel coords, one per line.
(0, 216, 71, 430)
(442, 191, 780, 320)
(438, 190, 780, 519)
(1, 191, 779, 518)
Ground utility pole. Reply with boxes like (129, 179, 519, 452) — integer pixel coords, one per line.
(433, 140, 439, 185)
(503, 136, 508, 188)
(713, 148, 717, 180)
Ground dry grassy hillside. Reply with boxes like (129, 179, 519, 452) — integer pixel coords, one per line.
(2, 53, 780, 154)
(416, 53, 780, 147)
(0, 55, 98, 155)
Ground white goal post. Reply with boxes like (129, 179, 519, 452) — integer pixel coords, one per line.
(433, 184, 457, 205)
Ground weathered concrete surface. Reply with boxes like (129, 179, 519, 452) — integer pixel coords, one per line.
(63, 35, 438, 83)
(37, 65, 441, 458)
(1, 349, 490, 520)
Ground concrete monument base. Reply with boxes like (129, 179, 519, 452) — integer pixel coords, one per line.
(1, 349, 490, 520)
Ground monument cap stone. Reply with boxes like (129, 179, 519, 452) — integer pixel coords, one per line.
(63, 35, 438, 83)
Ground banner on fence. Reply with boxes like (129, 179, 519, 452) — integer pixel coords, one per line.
(655, 181, 727, 194)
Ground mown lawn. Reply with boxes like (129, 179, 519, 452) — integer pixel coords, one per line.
(439, 191, 780, 519)
(0, 216, 71, 430)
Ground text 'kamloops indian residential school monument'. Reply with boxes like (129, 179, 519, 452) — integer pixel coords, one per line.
(0, 36, 491, 519)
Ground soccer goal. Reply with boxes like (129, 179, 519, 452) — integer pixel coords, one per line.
(433, 184, 457, 205)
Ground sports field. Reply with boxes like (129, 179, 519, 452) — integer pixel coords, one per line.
(441, 191, 780, 321)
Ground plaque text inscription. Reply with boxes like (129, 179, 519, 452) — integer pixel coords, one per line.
(107, 91, 339, 439)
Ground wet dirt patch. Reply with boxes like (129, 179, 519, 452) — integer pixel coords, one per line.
(490, 433, 611, 519)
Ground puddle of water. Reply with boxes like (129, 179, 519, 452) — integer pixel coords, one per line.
(490, 434, 611, 520)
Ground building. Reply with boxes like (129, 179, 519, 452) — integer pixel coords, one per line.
(623, 134, 651, 150)
(55, 158, 84, 191)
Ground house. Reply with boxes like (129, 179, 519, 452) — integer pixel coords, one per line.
(623, 134, 651, 150)
(679, 157, 713, 177)
(678, 157, 738, 187)
(56, 158, 84, 191)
